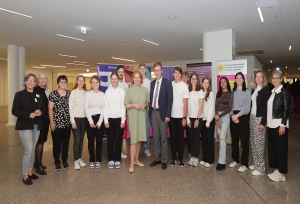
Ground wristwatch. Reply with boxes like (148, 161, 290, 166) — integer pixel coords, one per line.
(183, 117, 186, 119)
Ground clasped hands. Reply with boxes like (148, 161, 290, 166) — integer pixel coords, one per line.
(29, 109, 42, 119)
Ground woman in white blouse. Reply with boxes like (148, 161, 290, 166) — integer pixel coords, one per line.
(69, 75, 87, 170)
(84, 75, 105, 169)
(104, 73, 126, 169)
(200, 77, 215, 167)
(267, 70, 291, 182)
(187, 73, 204, 167)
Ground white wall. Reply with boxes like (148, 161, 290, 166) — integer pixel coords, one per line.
(0, 66, 8, 106)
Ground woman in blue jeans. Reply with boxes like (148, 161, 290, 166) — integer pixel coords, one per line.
(12, 73, 45, 185)
(215, 77, 233, 171)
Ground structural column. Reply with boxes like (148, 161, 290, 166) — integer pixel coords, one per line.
(6, 45, 19, 126)
(18, 47, 26, 91)
(203, 29, 236, 93)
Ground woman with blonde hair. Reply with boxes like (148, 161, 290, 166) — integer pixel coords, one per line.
(249, 71, 271, 176)
(125, 71, 149, 173)
(69, 75, 87, 170)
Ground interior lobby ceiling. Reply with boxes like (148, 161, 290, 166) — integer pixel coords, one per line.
(0, 0, 299, 75)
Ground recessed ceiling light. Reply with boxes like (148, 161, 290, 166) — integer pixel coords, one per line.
(270, 60, 272, 63)
(268, 69, 270, 71)
(41, 64, 66, 68)
(59, 54, 77, 58)
(257, 8, 264, 22)
(56, 34, 85, 41)
(167, 15, 177, 19)
(286, 66, 287, 68)
(86, 69, 89, 72)
(276, 68, 280, 70)
(289, 45, 291, 50)
(33, 66, 46, 69)
(112, 57, 135, 62)
(142, 39, 159, 45)
(0, 57, 7, 60)
(73, 61, 87, 63)
(200, 48, 203, 50)
(0, 8, 33, 18)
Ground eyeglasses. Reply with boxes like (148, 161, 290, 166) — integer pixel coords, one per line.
(154, 69, 162, 72)
(27, 80, 36, 83)
(272, 77, 280, 81)
(59, 81, 67, 84)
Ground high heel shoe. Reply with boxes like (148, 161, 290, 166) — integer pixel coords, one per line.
(216, 163, 226, 171)
(36, 164, 47, 175)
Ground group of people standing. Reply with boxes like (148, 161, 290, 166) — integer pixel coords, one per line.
(12, 62, 291, 185)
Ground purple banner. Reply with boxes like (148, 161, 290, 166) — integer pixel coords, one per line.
(97, 63, 123, 92)
(162, 66, 176, 81)
(186, 62, 212, 82)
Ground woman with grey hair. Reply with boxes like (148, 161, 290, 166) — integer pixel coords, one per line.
(267, 70, 291, 182)
(12, 73, 45, 185)
(33, 72, 51, 175)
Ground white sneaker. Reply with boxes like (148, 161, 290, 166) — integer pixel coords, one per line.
(89, 162, 95, 169)
(249, 165, 254, 170)
(95, 161, 101, 168)
(268, 169, 278, 178)
(144, 149, 151, 157)
(199, 161, 205, 166)
(121, 152, 127, 159)
(188, 157, 195, 166)
(252, 170, 264, 176)
(193, 158, 199, 167)
(204, 163, 213, 168)
(229, 161, 239, 168)
(108, 161, 114, 169)
(74, 160, 80, 170)
(78, 158, 86, 167)
(238, 165, 248, 173)
(269, 170, 286, 182)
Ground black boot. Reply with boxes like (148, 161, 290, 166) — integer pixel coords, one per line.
(34, 162, 47, 169)
(36, 164, 47, 175)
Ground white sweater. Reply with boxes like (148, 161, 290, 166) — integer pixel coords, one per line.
(202, 91, 215, 127)
(104, 87, 126, 123)
(69, 88, 86, 123)
(85, 90, 105, 126)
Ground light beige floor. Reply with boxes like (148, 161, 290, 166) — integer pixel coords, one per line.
(1, 106, 299, 204)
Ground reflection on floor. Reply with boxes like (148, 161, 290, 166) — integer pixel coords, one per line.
(1, 106, 299, 203)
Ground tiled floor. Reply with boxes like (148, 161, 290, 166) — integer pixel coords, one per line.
(1, 105, 299, 204)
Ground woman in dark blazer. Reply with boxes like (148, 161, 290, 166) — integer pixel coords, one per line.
(12, 73, 45, 185)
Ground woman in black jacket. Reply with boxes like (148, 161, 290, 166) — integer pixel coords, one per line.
(249, 71, 271, 176)
(12, 73, 45, 185)
(267, 70, 291, 182)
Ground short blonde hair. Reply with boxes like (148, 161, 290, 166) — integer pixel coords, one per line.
(131, 71, 143, 84)
(252, 70, 267, 89)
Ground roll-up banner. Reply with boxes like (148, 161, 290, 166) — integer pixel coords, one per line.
(186, 62, 212, 82)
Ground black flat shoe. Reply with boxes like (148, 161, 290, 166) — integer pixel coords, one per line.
(216, 163, 226, 171)
(149, 160, 161, 167)
(36, 165, 47, 175)
(161, 163, 167, 170)
(28, 174, 39, 180)
(23, 178, 32, 185)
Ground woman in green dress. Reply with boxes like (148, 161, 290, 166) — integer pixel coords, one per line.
(125, 71, 150, 173)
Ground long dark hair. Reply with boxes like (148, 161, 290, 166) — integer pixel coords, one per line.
(233, 72, 247, 92)
(201, 77, 212, 102)
(188, 72, 201, 91)
(216, 76, 231, 98)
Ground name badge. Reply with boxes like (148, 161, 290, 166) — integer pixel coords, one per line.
(35, 98, 37, 102)
(36, 94, 40, 98)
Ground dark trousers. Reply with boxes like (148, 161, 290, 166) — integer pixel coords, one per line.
(230, 113, 250, 166)
(86, 115, 104, 162)
(51, 126, 71, 165)
(107, 118, 123, 162)
(268, 127, 289, 174)
(72, 117, 86, 161)
(185, 126, 191, 154)
(201, 119, 215, 164)
(169, 117, 184, 161)
(187, 118, 203, 158)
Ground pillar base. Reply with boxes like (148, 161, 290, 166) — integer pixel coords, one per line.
(6, 123, 15, 127)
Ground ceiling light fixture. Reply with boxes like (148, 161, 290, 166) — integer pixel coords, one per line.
(289, 45, 291, 50)
(41, 64, 66, 68)
(73, 61, 87, 63)
(56, 34, 85, 41)
(268, 69, 270, 71)
(142, 39, 159, 46)
(0, 8, 33, 18)
(286, 66, 287, 68)
(112, 57, 135, 62)
(80, 72, 97, 77)
(59, 54, 77, 58)
(66, 63, 91, 66)
(276, 68, 280, 70)
(257, 8, 264, 22)
(270, 60, 272, 63)
(167, 15, 177, 19)
(33, 66, 46, 69)
(0, 57, 7, 60)
(86, 69, 89, 72)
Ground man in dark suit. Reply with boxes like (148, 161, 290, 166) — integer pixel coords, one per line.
(149, 62, 173, 170)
